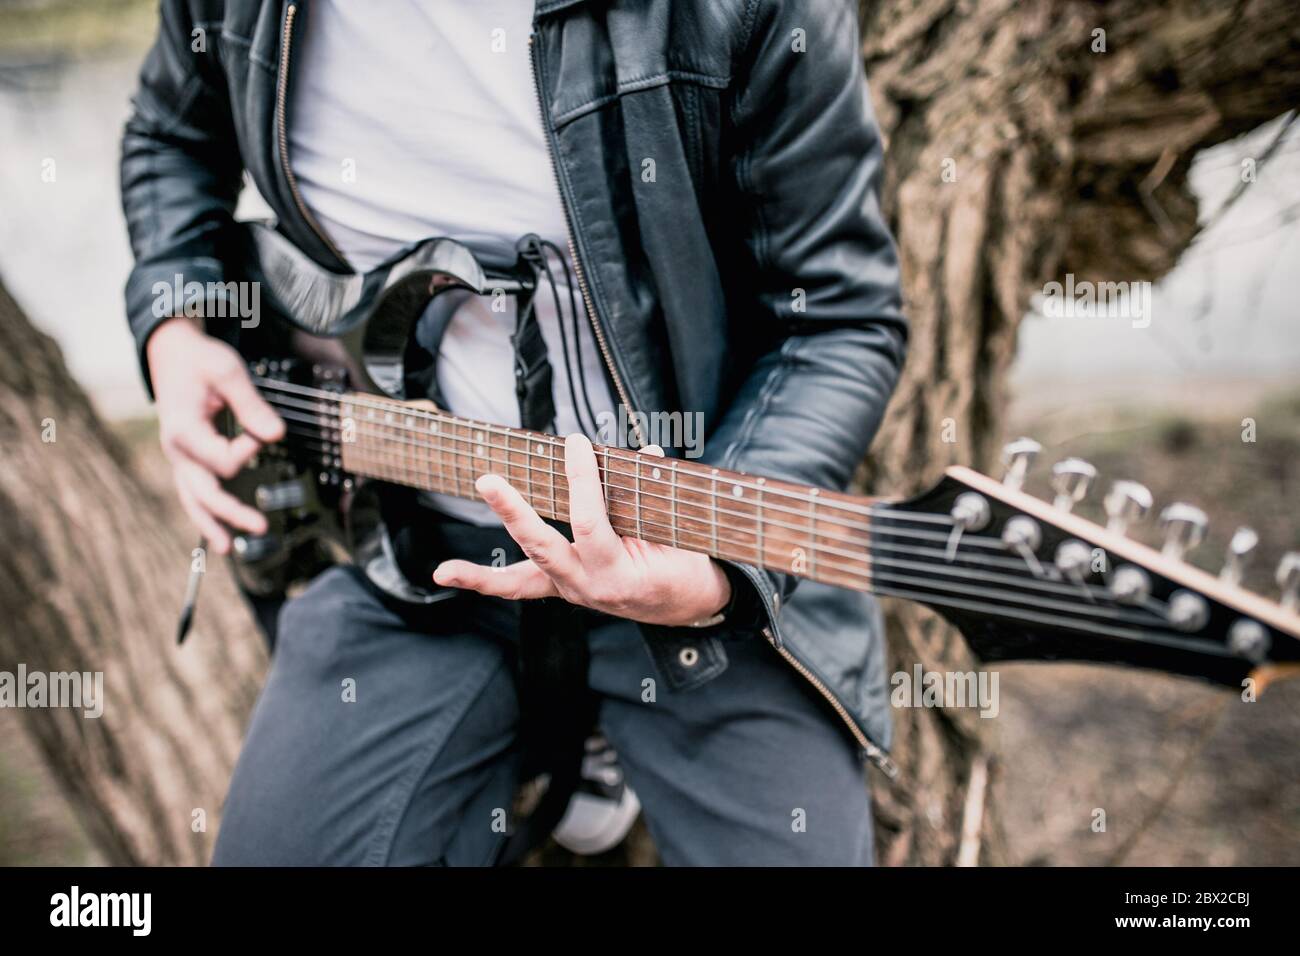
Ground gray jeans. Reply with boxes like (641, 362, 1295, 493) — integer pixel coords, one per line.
(212, 564, 874, 866)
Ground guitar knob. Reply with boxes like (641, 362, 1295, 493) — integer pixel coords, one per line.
(1277, 552, 1300, 612)
(1228, 620, 1270, 663)
(1001, 515, 1041, 550)
(1054, 539, 1093, 577)
(1050, 458, 1096, 513)
(1158, 503, 1208, 560)
(949, 492, 991, 531)
(1167, 590, 1209, 632)
(1001, 438, 1042, 491)
(1219, 527, 1259, 587)
(1109, 565, 1151, 605)
(1103, 480, 1152, 535)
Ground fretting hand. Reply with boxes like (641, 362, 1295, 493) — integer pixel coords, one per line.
(432, 434, 732, 626)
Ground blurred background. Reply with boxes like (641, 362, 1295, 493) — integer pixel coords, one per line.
(1, 0, 1297, 866)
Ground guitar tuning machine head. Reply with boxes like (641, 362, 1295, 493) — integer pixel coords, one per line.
(1278, 552, 1300, 612)
(1103, 480, 1152, 536)
(1159, 502, 1208, 560)
(1001, 438, 1042, 491)
(1167, 589, 1210, 632)
(1109, 565, 1151, 605)
(1054, 538, 1093, 578)
(1050, 458, 1096, 513)
(1219, 527, 1259, 587)
(950, 492, 991, 531)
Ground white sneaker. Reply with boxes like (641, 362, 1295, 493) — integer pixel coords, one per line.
(551, 734, 641, 855)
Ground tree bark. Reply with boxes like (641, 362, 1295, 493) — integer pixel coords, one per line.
(0, 281, 267, 865)
(857, 0, 1300, 864)
(3, 0, 1299, 867)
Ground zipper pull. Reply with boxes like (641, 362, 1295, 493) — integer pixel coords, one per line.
(863, 742, 900, 779)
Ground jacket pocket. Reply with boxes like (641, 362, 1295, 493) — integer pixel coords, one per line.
(639, 626, 729, 692)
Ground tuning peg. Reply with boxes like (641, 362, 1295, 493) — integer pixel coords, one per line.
(1278, 553, 1300, 611)
(1050, 458, 1096, 513)
(1001, 438, 1042, 491)
(1103, 480, 1152, 535)
(1219, 527, 1259, 587)
(1159, 503, 1208, 560)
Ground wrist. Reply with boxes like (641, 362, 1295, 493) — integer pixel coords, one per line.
(146, 314, 204, 363)
(681, 560, 733, 628)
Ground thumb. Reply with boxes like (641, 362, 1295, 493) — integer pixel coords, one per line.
(214, 365, 285, 443)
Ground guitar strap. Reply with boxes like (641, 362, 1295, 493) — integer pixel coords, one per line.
(398, 237, 595, 864)
(496, 239, 594, 865)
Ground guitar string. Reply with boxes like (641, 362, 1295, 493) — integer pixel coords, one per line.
(276, 424, 1160, 624)
(261, 387, 967, 546)
(272, 402, 958, 547)
(281, 419, 1126, 607)
(254, 377, 951, 528)
(270, 402, 982, 550)
(266, 388, 948, 538)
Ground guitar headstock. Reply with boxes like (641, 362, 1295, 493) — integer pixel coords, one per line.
(883, 439, 1300, 691)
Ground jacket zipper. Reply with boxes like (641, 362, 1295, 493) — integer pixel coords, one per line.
(767, 631, 899, 777)
(277, 2, 349, 268)
(527, 33, 646, 449)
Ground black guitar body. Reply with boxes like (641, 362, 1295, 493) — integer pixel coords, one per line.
(220, 221, 504, 602)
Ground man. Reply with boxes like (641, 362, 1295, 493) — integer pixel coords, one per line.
(122, 0, 907, 865)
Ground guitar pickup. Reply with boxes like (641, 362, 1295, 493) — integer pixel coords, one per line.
(254, 480, 308, 512)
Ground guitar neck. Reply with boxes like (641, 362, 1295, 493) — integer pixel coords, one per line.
(277, 385, 880, 592)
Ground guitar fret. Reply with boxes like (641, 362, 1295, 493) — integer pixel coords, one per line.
(809, 487, 819, 580)
(710, 468, 720, 558)
(670, 461, 679, 548)
(756, 476, 766, 569)
(546, 441, 557, 519)
(522, 434, 532, 511)
(634, 455, 643, 539)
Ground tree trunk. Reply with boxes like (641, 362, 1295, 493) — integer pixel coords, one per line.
(858, 0, 1300, 864)
(0, 281, 267, 865)
(3, 0, 1299, 867)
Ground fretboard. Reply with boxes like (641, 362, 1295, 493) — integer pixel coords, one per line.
(264, 381, 881, 592)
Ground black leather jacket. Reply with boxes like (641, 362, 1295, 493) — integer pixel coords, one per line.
(121, 0, 908, 759)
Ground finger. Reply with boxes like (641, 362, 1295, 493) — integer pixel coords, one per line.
(475, 474, 580, 581)
(213, 360, 285, 443)
(175, 480, 231, 555)
(171, 423, 262, 479)
(179, 461, 268, 535)
(640, 444, 665, 457)
(563, 433, 624, 561)
(433, 559, 559, 600)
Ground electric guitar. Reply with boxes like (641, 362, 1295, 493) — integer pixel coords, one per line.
(218, 222, 1300, 697)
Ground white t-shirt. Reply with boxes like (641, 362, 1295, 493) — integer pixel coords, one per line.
(288, 0, 616, 523)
